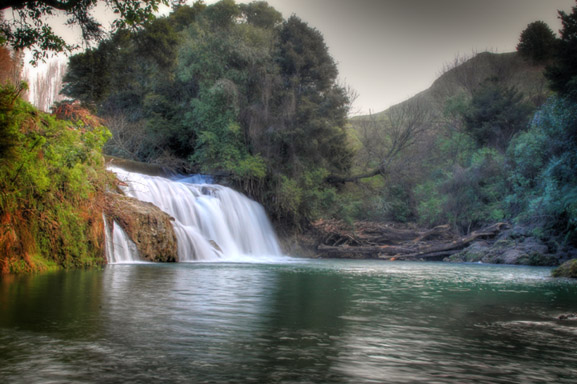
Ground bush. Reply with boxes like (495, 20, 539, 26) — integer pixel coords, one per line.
(416, 148, 507, 233)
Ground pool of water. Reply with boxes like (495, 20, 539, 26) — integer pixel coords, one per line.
(1, 260, 576, 383)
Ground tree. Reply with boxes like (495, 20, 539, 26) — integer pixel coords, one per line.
(0, 0, 170, 63)
(62, 2, 355, 226)
(506, 96, 577, 244)
(275, 15, 352, 175)
(239, 1, 281, 29)
(516, 21, 558, 64)
(545, 1, 577, 97)
(463, 78, 533, 150)
(328, 97, 432, 184)
(0, 45, 23, 86)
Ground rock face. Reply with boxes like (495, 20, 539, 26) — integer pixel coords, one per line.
(446, 236, 557, 265)
(105, 193, 178, 262)
(552, 259, 577, 278)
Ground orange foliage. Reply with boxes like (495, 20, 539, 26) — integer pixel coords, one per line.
(0, 46, 22, 86)
(0, 209, 36, 274)
(52, 102, 103, 128)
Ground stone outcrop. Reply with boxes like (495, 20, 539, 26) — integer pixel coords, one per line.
(105, 193, 178, 262)
(442, 223, 577, 266)
(445, 237, 557, 265)
(552, 259, 577, 278)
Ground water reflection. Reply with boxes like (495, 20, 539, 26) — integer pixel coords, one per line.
(0, 261, 576, 383)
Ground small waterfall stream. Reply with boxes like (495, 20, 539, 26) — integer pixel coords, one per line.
(106, 167, 283, 263)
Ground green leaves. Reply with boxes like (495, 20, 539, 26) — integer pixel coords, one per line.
(506, 96, 577, 243)
(1, 0, 169, 64)
(463, 78, 534, 149)
(62, 1, 354, 228)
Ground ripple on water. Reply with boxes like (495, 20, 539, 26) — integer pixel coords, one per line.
(1, 261, 576, 383)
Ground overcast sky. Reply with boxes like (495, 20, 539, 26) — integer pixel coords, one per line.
(237, 0, 575, 115)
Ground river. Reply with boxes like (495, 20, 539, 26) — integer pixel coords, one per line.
(1, 260, 576, 383)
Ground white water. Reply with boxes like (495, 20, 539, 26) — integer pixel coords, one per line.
(106, 167, 284, 263)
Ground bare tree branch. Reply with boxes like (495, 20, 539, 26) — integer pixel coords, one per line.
(327, 97, 432, 185)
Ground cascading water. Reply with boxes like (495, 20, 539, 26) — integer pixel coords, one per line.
(106, 167, 284, 263)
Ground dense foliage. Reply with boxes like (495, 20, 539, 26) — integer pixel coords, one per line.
(507, 96, 577, 243)
(63, 0, 352, 228)
(0, 84, 111, 274)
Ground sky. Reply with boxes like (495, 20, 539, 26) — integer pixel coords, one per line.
(16, 0, 577, 115)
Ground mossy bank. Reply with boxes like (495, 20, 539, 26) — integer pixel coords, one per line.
(0, 85, 112, 274)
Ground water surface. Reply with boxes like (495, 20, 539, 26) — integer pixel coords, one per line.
(1, 260, 576, 383)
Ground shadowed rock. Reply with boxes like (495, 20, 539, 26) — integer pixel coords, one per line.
(105, 193, 178, 262)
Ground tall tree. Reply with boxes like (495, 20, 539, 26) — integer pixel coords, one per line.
(516, 21, 558, 64)
(463, 78, 533, 150)
(275, 15, 352, 175)
(546, 0, 577, 97)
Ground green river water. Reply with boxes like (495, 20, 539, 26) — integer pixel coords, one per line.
(1, 260, 576, 383)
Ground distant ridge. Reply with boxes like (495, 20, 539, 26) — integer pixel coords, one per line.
(352, 51, 548, 121)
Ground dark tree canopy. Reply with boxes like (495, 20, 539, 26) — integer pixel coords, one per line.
(0, 0, 169, 63)
(516, 20, 558, 64)
(546, 0, 577, 97)
(464, 78, 533, 150)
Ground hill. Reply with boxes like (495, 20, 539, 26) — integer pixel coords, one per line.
(352, 51, 548, 122)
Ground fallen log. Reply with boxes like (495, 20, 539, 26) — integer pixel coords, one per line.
(312, 219, 457, 246)
(316, 222, 510, 260)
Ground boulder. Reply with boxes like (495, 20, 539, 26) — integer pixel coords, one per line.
(447, 236, 556, 265)
(105, 193, 178, 262)
(552, 259, 577, 278)
(445, 241, 490, 263)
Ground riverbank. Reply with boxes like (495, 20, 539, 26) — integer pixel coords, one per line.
(286, 219, 577, 268)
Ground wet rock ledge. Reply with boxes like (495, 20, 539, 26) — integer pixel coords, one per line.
(104, 193, 178, 262)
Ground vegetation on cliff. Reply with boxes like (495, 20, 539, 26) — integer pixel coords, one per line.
(0, 85, 111, 274)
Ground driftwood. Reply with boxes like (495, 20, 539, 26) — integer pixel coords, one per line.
(314, 220, 509, 260)
(312, 220, 455, 246)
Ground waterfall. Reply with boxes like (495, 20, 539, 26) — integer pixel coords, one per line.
(106, 167, 284, 263)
